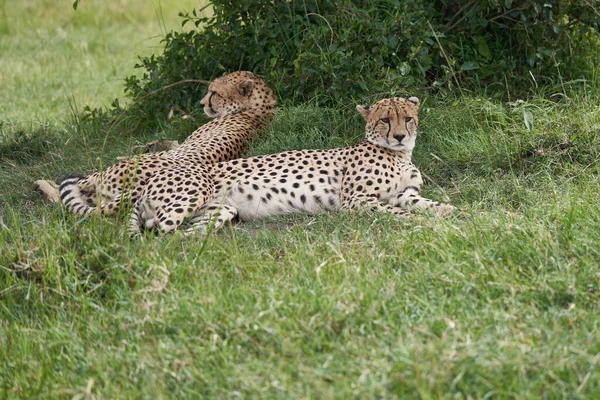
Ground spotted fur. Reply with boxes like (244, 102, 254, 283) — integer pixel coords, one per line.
(34, 71, 277, 215)
(130, 97, 453, 236)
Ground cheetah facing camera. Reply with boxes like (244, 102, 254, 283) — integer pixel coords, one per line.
(129, 96, 454, 236)
(33, 71, 277, 215)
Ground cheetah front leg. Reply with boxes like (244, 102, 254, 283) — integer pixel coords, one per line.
(341, 192, 411, 218)
(128, 197, 194, 236)
(185, 204, 239, 235)
(391, 186, 454, 216)
(127, 197, 161, 237)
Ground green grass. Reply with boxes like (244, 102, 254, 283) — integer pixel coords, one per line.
(2, 2, 600, 398)
(2, 94, 600, 398)
(0, 0, 197, 125)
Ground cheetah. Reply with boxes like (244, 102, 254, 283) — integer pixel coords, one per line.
(129, 96, 453, 236)
(33, 71, 277, 216)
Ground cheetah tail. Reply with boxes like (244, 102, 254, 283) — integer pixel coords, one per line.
(59, 174, 97, 216)
(127, 204, 143, 238)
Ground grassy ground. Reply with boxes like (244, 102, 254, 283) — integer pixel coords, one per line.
(0, 0, 196, 125)
(2, 2, 600, 399)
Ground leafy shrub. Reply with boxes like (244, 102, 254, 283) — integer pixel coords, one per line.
(118, 0, 599, 129)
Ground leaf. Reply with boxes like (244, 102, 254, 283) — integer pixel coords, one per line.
(461, 61, 480, 71)
(72, 0, 80, 10)
(475, 36, 491, 60)
(523, 109, 534, 131)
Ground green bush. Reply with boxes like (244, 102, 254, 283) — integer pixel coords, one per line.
(118, 0, 599, 129)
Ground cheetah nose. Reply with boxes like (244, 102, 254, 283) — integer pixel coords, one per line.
(394, 134, 405, 143)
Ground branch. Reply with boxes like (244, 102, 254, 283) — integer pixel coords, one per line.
(132, 79, 210, 102)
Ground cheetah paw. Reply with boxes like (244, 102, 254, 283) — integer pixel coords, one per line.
(33, 180, 60, 203)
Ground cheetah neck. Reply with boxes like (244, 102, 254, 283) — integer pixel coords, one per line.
(361, 140, 413, 162)
(166, 111, 268, 163)
(245, 84, 278, 117)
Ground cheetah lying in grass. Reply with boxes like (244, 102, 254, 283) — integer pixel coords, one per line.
(129, 96, 453, 236)
(33, 71, 277, 215)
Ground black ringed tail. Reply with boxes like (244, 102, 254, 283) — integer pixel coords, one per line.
(59, 174, 96, 216)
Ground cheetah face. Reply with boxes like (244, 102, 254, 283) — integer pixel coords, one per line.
(357, 97, 420, 152)
(200, 72, 256, 117)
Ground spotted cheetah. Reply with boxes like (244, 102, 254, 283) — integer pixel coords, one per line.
(129, 96, 453, 236)
(33, 71, 277, 215)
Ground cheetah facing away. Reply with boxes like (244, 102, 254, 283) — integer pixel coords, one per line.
(34, 71, 277, 216)
(129, 96, 454, 236)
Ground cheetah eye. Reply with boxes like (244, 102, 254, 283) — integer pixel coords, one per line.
(405, 117, 413, 123)
(380, 117, 390, 124)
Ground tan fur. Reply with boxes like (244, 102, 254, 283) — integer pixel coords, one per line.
(35, 72, 277, 216)
(130, 97, 453, 236)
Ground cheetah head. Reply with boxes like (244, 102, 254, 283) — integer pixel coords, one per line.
(200, 71, 277, 118)
(356, 97, 420, 152)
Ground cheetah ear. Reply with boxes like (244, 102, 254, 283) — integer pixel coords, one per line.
(356, 104, 371, 119)
(407, 97, 420, 107)
(238, 79, 254, 97)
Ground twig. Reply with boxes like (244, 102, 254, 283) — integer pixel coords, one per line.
(584, 0, 600, 18)
(504, 74, 511, 104)
(306, 13, 335, 49)
(488, 7, 528, 23)
(444, 0, 478, 32)
(443, 0, 476, 31)
(133, 79, 209, 102)
(427, 21, 463, 95)
(552, 53, 568, 99)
